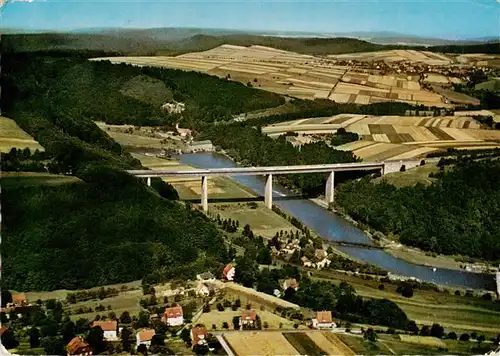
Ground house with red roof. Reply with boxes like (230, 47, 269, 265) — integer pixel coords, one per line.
(239, 310, 257, 329)
(66, 336, 93, 355)
(223, 264, 235, 281)
(191, 326, 209, 346)
(136, 328, 155, 348)
(162, 305, 184, 326)
(92, 320, 118, 341)
(311, 311, 336, 329)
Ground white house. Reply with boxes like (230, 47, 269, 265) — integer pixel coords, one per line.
(223, 264, 236, 281)
(163, 306, 184, 326)
(92, 320, 118, 341)
(316, 258, 331, 270)
(136, 328, 155, 348)
(311, 311, 336, 329)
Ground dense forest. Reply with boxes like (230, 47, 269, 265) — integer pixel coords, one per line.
(1, 51, 284, 290)
(200, 124, 360, 195)
(336, 160, 500, 261)
(2, 166, 229, 291)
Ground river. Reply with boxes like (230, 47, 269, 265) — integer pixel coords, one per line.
(177, 152, 496, 291)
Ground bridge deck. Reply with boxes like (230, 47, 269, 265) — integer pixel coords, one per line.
(127, 162, 384, 177)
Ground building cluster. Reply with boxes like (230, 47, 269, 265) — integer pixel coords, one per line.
(300, 249, 332, 269)
(161, 101, 185, 114)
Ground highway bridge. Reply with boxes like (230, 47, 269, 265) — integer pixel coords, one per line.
(127, 162, 385, 212)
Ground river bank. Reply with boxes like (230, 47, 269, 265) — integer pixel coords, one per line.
(328, 201, 498, 275)
(176, 152, 497, 290)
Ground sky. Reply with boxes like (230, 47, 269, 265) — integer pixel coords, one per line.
(1, 0, 499, 40)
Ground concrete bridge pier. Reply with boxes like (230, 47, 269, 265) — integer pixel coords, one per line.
(147, 177, 151, 187)
(325, 171, 335, 205)
(265, 174, 273, 209)
(201, 175, 208, 212)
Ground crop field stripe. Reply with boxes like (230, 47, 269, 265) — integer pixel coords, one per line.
(283, 332, 327, 356)
(368, 124, 383, 135)
(426, 127, 456, 141)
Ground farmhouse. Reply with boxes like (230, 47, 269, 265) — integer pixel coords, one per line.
(191, 326, 209, 346)
(240, 310, 257, 329)
(223, 264, 236, 281)
(67, 336, 93, 356)
(163, 306, 184, 326)
(283, 278, 299, 291)
(312, 311, 336, 329)
(197, 271, 216, 283)
(92, 320, 118, 341)
(136, 328, 155, 348)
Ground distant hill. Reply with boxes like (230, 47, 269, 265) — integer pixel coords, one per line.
(2, 31, 499, 56)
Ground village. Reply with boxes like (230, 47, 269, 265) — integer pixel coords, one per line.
(2, 213, 499, 356)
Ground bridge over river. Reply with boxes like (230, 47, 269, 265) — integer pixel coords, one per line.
(128, 161, 389, 212)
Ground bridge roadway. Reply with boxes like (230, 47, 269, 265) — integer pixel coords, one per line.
(127, 162, 384, 212)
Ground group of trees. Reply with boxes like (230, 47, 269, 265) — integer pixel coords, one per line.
(330, 128, 360, 146)
(336, 160, 500, 260)
(286, 278, 410, 330)
(2, 167, 230, 291)
(0, 148, 49, 172)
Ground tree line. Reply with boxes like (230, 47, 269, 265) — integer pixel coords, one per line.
(336, 160, 500, 261)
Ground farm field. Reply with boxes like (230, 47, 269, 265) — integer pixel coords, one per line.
(91, 45, 453, 107)
(374, 163, 441, 187)
(0, 116, 44, 153)
(340, 333, 497, 355)
(96, 121, 185, 151)
(327, 49, 500, 68)
(283, 331, 355, 355)
(211, 202, 300, 238)
(223, 331, 299, 356)
(222, 282, 300, 310)
(283, 332, 327, 355)
(263, 113, 500, 161)
(1, 172, 82, 188)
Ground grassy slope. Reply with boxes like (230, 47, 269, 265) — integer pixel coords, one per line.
(310, 270, 500, 336)
(0, 172, 82, 188)
(0, 116, 44, 153)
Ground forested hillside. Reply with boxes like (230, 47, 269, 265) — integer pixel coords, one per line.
(2, 166, 228, 291)
(1, 51, 283, 290)
(4, 33, 499, 56)
(336, 160, 500, 261)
